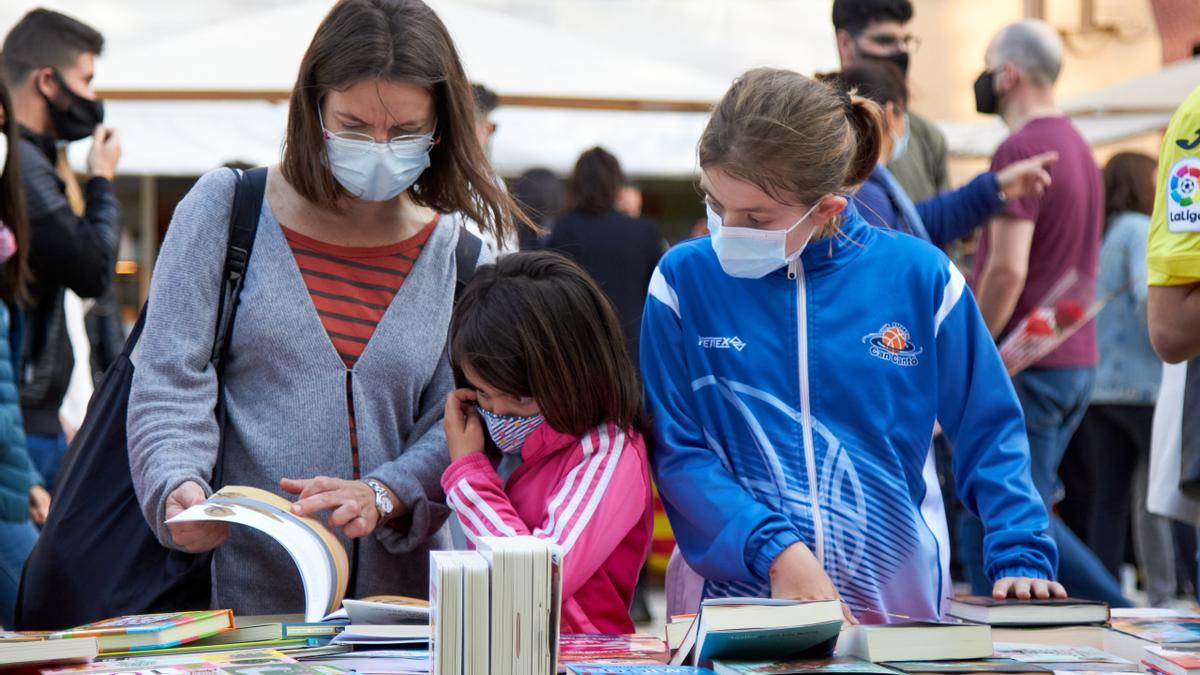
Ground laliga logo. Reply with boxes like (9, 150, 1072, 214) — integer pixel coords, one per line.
(862, 323, 922, 366)
(1170, 160, 1200, 208)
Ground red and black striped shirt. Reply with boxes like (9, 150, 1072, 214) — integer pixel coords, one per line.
(282, 217, 438, 478)
(282, 218, 437, 369)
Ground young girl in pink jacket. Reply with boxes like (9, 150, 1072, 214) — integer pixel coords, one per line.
(441, 251, 654, 634)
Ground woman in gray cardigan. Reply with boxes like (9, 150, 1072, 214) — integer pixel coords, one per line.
(127, 0, 522, 615)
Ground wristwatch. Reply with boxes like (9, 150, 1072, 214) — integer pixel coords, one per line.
(363, 478, 395, 521)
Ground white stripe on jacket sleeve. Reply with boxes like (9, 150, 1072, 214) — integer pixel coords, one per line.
(546, 424, 615, 546)
(934, 262, 966, 337)
(648, 267, 681, 319)
(559, 429, 626, 552)
(450, 478, 519, 537)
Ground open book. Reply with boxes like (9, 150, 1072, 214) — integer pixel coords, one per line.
(166, 485, 349, 622)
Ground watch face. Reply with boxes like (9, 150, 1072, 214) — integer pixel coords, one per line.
(379, 495, 394, 516)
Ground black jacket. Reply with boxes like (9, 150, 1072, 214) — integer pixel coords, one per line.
(18, 128, 119, 436)
(545, 209, 664, 366)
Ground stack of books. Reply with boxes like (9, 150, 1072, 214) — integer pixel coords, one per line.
(946, 597, 1110, 627)
(669, 598, 843, 667)
(430, 536, 562, 675)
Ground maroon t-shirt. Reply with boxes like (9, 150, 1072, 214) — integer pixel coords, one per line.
(973, 116, 1103, 368)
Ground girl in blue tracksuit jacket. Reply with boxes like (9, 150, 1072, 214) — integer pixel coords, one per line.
(641, 68, 1063, 623)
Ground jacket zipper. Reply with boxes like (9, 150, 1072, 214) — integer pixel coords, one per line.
(789, 258, 825, 566)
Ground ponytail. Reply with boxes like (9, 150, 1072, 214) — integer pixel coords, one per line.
(845, 94, 884, 187)
(699, 68, 885, 207)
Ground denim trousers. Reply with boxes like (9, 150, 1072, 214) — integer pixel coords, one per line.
(956, 367, 1131, 606)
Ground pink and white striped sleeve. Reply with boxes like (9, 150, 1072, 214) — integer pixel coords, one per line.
(440, 423, 649, 599)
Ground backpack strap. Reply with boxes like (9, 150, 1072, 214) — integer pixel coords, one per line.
(454, 228, 483, 301)
(211, 167, 267, 373)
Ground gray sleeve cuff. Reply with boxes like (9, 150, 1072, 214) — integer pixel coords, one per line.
(367, 463, 451, 555)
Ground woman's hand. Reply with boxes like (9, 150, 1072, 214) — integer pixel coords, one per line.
(165, 481, 229, 552)
(281, 476, 403, 539)
(27, 485, 50, 525)
(443, 389, 485, 462)
(769, 541, 858, 625)
(996, 152, 1058, 202)
(993, 576, 1068, 600)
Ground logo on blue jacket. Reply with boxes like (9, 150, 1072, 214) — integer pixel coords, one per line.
(699, 336, 747, 352)
(862, 323, 922, 366)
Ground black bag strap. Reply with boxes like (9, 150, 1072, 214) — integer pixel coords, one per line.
(211, 167, 267, 374)
(210, 167, 267, 488)
(119, 168, 267, 364)
(453, 229, 483, 301)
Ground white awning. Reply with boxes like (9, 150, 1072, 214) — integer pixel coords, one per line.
(64, 100, 710, 178)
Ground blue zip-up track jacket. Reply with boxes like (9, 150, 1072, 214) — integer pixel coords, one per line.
(641, 208, 1057, 621)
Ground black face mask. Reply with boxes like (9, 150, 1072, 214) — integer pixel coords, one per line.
(862, 50, 910, 78)
(41, 70, 104, 142)
(973, 69, 1000, 115)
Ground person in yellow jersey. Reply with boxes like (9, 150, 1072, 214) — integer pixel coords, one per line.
(1144, 86, 1200, 529)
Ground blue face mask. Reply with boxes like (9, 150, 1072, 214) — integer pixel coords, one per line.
(706, 200, 822, 279)
(320, 109, 435, 202)
(890, 113, 910, 163)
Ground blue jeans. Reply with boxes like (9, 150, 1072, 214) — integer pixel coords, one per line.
(956, 367, 1131, 607)
(26, 433, 67, 493)
(0, 520, 37, 629)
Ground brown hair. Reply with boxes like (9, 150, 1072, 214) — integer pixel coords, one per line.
(281, 0, 523, 241)
(699, 67, 882, 206)
(449, 251, 647, 438)
(1103, 151, 1157, 225)
(1, 8, 104, 86)
(569, 146, 624, 215)
(0, 80, 29, 304)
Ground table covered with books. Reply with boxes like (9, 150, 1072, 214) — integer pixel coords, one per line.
(9, 489, 1200, 674)
(9, 593, 1200, 675)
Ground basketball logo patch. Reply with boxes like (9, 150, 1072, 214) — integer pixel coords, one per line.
(863, 323, 922, 366)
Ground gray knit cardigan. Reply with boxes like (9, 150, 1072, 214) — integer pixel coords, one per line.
(128, 168, 487, 614)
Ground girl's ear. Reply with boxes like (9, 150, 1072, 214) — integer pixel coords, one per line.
(816, 195, 848, 224)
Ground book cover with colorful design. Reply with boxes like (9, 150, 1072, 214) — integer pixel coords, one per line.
(48, 610, 235, 652)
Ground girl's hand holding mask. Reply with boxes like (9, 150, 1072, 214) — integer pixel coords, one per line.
(444, 389, 486, 461)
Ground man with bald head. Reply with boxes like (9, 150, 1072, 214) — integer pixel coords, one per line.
(963, 20, 1126, 605)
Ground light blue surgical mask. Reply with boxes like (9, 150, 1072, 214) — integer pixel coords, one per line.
(890, 113, 911, 163)
(320, 109, 435, 202)
(706, 200, 822, 279)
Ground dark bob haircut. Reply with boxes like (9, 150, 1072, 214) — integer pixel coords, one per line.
(569, 146, 625, 216)
(1103, 151, 1157, 225)
(449, 251, 647, 437)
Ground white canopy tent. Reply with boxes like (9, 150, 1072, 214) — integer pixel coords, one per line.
(9, 1, 1193, 172)
(4, 0, 840, 177)
(1062, 56, 1200, 116)
(63, 100, 710, 178)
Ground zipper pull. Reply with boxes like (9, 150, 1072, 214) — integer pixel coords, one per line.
(787, 258, 798, 280)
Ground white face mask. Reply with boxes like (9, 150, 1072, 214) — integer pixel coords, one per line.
(320, 110, 435, 202)
(706, 199, 823, 279)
